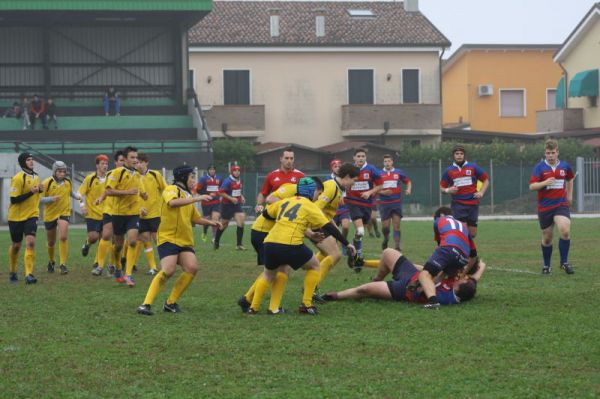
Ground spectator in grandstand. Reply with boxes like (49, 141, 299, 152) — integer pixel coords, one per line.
(2, 101, 22, 119)
(439, 145, 489, 239)
(44, 98, 58, 129)
(103, 87, 121, 116)
(29, 94, 47, 130)
(529, 139, 575, 275)
(21, 97, 31, 130)
(255, 147, 304, 214)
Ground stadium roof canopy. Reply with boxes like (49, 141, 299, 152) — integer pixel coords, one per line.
(0, 1, 212, 12)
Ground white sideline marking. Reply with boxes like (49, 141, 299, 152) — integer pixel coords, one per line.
(489, 267, 539, 275)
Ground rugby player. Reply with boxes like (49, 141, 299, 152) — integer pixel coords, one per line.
(214, 165, 246, 250)
(378, 154, 411, 251)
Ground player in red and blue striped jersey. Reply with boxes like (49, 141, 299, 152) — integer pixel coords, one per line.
(439, 145, 489, 238)
(378, 154, 412, 251)
(529, 139, 575, 275)
(195, 165, 222, 243)
(345, 148, 382, 258)
(214, 165, 246, 250)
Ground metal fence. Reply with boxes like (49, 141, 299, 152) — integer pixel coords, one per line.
(576, 157, 600, 213)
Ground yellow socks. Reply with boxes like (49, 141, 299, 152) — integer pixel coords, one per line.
(318, 255, 335, 282)
(47, 244, 55, 263)
(143, 241, 157, 270)
(244, 278, 258, 302)
(268, 272, 289, 313)
(143, 270, 168, 306)
(24, 247, 35, 275)
(59, 240, 68, 265)
(111, 243, 120, 270)
(302, 269, 320, 307)
(166, 272, 195, 305)
(97, 239, 110, 268)
(250, 275, 271, 311)
(8, 246, 18, 273)
(364, 259, 380, 268)
(125, 244, 137, 275)
(315, 251, 325, 262)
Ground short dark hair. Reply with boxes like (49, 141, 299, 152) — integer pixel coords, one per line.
(383, 154, 393, 160)
(311, 176, 324, 192)
(122, 146, 138, 157)
(337, 163, 360, 178)
(137, 152, 149, 163)
(354, 148, 367, 156)
(434, 206, 453, 218)
(456, 278, 477, 302)
(282, 147, 294, 155)
(452, 144, 466, 154)
(114, 150, 125, 161)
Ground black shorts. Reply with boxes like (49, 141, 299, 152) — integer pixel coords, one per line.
(9, 217, 38, 243)
(251, 229, 268, 266)
(379, 202, 403, 221)
(157, 242, 195, 259)
(386, 256, 419, 302)
(538, 206, 570, 230)
(112, 215, 139, 235)
(221, 203, 243, 220)
(451, 202, 479, 227)
(201, 203, 220, 217)
(264, 242, 313, 270)
(102, 213, 112, 225)
(44, 216, 70, 231)
(86, 218, 103, 233)
(347, 203, 372, 224)
(139, 217, 160, 233)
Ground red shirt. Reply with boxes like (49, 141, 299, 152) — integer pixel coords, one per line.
(260, 168, 305, 196)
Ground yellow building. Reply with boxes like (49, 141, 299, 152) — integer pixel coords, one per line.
(443, 44, 562, 134)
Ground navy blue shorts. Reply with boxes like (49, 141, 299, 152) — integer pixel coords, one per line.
(264, 242, 313, 270)
(44, 215, 70, 231)
(86, 218, 103, 233)
(451, 202, 479, 227)
(139, 217, 160, 233)
(102, 213, 112, 225)
(251, 229, 268, 265)
(379, 202, 403, 221)
(112, 215, 139, 235)
(333, 210, 351, 226)
(221, 203, 243, 220)
(538, 206, 570, 230)
(157, 242, 195, 259)
(9, 217, 38, 243)
(387, 256, 419, 302)
(424, 246, 468, 277)
(201, 203, 221, 217)
(347, 203, 372, 224)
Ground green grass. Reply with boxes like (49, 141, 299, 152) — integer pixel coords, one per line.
(1, 219, 599, 398)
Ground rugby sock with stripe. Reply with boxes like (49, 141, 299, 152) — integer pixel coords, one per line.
(143, 270, 168, 306)
(167, 271, 195, 305)
(268, 272, 288, 313)
(144, 241, 157, 270)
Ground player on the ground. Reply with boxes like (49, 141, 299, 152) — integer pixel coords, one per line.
(7, 152, 42, 284)
(41, 161, 76, 275)
(195, 164, 221, 243)
(440, 145, 489, 238)
(214, 165, 246, 250)
(79, 154, 109, 272)
(255, 147, 304, 214)
(529, 139, 575, 275)
(378, 154, 412, 251)
(137, 165, 220, 315)
(345, 148, 382, 259)
(135, 152, 167, 275)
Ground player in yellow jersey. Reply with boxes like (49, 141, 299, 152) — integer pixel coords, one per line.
(134, 152, 167, 275)
(246, 177, 356, 315)
(94, 151, 126, 276)
(105, 146, 146, 287)
(41, 161, 77, 275)
(8, 152, 42, 284)
(137, 165, 221, 315)
(79, 154, 109, 275)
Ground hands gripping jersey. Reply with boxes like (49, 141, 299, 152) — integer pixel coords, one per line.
(78, 173, 106, 220)
(379, 168, 410, 205)
(346, 163, 381, 207)
(440, 162, 488, 205)
(106, 166, 145, 216)
(219, 175, 243, 204)
(434, 216, 476, 258)
(405, 273, 460, 305)
(252, 182, 297, 233)
(260, 168, 305, 196)
(8, 171, 41, 221)
(140, 169, 167, 219)
(315, 178, 344, 220)
(264, 196, 330, 245)
(529, 160, 574, 212)
(158, 184, 201, 248)
(196, 174, 222, 206)
(42, 177, 72, 222)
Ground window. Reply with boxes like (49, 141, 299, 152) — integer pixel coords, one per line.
(223, 70, 250, 105)
(546, 89, 556, 110)
(348, 69, 374, 104)
(270, 15, 280, 37)
(316, 15, 325, 37)
(348, 9, 374, 17)
(500, 89, 526, 117)
(402, 69, 420, 104)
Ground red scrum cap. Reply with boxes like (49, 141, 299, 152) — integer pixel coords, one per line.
(329, 159, 342, 171)
(230, 164, 241, 174)
(95, 154, 109, 164)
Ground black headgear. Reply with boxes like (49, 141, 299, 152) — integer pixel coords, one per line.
(173, 165, 194, 186)
(18, 152, 33, 171)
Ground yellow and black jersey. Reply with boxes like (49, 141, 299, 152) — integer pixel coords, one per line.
(140, 169, 167, 219)
(251, 182, 297, 233)
(78, 172, 106, 220)
(8, 171, 41, 221)
(106, 166, 145, 216)
(42, 177, 72, 222)
(264, 196, 330, 246)
(315, 178, 343, 221)
(157, 184, 201, 248)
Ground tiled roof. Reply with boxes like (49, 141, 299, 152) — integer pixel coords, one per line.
(189, 1, 450, 47)
(318, 140, 390, 153)
(254, 141, 325, 154)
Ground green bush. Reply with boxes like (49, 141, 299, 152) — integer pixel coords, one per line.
(212, 138, 256, 173)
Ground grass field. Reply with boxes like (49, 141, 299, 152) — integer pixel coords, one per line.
(1, 219, 599, 398)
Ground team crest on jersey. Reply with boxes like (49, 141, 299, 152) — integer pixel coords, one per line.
(394, 174, 399, 179)
(363, 173, 369, 179)
(560, 170, 565, 176)
(274, 177, 280, 182)
(291, 177, 297, 182)
(466, 170, 472, 176)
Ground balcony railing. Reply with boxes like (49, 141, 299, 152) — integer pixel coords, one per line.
(536, 108, 583, 133)
(341, 104, 442, 135)
(202, 105, 265, 138)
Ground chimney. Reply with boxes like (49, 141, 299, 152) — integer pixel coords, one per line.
(269, 9, 280, 37)
(404, 0, 419, 12)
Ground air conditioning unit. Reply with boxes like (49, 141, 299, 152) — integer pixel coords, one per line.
(478, 84, 494, 96)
